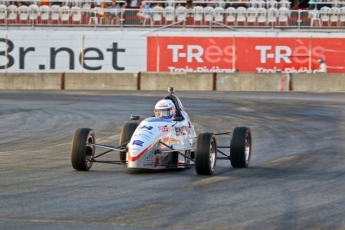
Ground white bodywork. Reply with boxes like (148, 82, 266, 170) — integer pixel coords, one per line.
(127, 97, 197, 169)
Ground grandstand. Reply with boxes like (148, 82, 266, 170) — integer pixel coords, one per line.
(0, 0, 345, 29)
(1, 0, 345, 75)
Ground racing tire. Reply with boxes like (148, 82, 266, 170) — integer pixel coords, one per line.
(230, 126, 252, 168)
(71, 128, 95, 171)
(195, 132, 217, 175)
(119, 122, 138, 161)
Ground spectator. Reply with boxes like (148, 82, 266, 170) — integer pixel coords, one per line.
(94, 0, 102, 7)
(318, 0, 331, 10)
(99, 2, 110, 24)
(51, 1, 62, 7)
(40, 0, 50, 6)
(185, 0, 194, 9)
(21, 1, 30, 6)
(108, 0, 121, 24)
(308, 0, 317, 10)
(314, 58, 327, 73)
(137, 1, 151, 24)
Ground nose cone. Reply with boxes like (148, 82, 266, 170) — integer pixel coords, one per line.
(128, 141, 151, 162)
(127, 118, 173, 169)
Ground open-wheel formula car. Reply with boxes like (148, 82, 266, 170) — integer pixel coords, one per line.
(71, 87, 252, 175)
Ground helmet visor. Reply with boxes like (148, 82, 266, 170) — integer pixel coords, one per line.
(154, 108, 174, 118)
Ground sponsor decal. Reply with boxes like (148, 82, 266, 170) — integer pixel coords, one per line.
(175, 126, 189, 136)
(142, 130, 153, 135)
(131, 148, 140, 151)
(175, 127, 181, 136)
(133, 133, 151, 140)
(132, 140, 144, 147)
(158, 102, 168, 107)
(138, 125, 153, 130)
(158, 125, 168, 132)
(180, 126, 188, 135)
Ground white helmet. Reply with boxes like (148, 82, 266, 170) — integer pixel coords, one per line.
(154, 99, 176, 118)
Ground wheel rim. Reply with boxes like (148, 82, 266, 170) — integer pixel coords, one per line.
(209, 139, 216, 169)
(86, 135, 94, 167)
(245, 133, 250, 162)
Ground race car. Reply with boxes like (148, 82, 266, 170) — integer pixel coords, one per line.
(71, 87, 252, 175)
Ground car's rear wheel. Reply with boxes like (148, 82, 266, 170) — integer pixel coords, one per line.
(119, 122, 138, 161)
(195, 132, 217, 175)
(230, 126, 252, 168)
(71, 128, 95, 171)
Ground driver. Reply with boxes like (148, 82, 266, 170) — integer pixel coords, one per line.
(154, 99, 176, 119)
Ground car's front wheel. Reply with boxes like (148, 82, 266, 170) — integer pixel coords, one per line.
(71, 128, 95, 171)
(119, 122, 138, 161)
(230, 126, 252, 168)
(195, 132, 217, 175)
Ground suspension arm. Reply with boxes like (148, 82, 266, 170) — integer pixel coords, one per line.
(158, 140, 195, 163)
(217, 149, 230, 160)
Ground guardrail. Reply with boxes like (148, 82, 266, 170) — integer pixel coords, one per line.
(1, 6, 345, 29)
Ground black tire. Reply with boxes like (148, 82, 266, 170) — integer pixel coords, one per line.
(119, 122, 138, 161)
(195, 132, 217, 175)
(230, 126, 252, 168)
(71, 128, 95, 171)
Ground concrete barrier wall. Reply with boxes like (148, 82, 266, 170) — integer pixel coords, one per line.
(293, 73, 345, 92)
(1, 72, 345, 92)
(140, 72, 213, 91)
(0, 73, 61, 90)
(217, 73, 345, 92)
(217, 73, 289, 91)
(65, 73, 138, 90)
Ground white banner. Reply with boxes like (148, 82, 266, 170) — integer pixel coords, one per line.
(0, 30, 147, 73)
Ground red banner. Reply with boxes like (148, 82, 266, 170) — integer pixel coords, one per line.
(147, 37, 345, 73)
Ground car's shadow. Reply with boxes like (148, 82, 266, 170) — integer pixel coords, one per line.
(127, 167, 188, 174)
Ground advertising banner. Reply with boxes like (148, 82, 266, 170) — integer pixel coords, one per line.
(147, 37, 235, 73)
(2, 31, 345, 73)
(147, 36, 345, 73)
(0, 31, 146, 73)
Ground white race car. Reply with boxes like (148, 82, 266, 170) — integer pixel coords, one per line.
(71, 87, 252, 175)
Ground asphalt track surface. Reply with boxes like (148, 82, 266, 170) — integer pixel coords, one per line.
(1, 90, 345, 230)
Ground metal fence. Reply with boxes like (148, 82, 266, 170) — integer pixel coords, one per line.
(1, 5, 345, 29)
